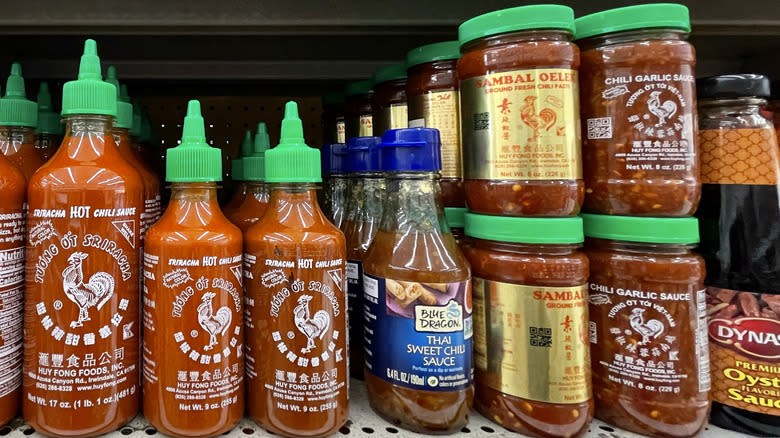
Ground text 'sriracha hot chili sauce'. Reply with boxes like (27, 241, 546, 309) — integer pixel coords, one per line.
(371, 63, 408, 138)
(363, 128, 473, 433)
(463, 214, 592, 438)
(143, 100, 244, 437)
(576, 4, 700, 217)
(582, 214, 710, 438)
(229, 123, 271, 232)
(0, 63, 44, 182)
(223, 130, 252, 218)
(342, 135, 383, 380)
(35, 82, 64, 163)
(458, 5, 583, 217)
(23, 39, 144, 437)
(344, 80, 373, 140)
(245, 102, 348, 437)
(696, 74, 780, 436)
(406, 41, 465, 207)
(0, 140, 26, 426)
(319, 142, 348, 229)
(323, 92, 346, 144)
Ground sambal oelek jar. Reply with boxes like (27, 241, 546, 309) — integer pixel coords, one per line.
(458, 5, 583, 217)
(463, 214, 592, 438)
(371, 63, 408, 137)
(576, 4, 700, 216)
(582, 214, 710, 438)
(344, 80, 373, 140)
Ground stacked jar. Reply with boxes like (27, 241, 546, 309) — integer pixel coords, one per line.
(371, 63, 408, 137)
(575, 4, 709, 438)
(344, 80, 373, 140)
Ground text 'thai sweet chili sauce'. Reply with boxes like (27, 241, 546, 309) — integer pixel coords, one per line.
(345, 80, 373, 140)
(576, 4, 700, 216)
(458, 5, 583, 217)
(582, 214, 710, 438)
(371, 64, 408, 137)
(245, 102, 348, 437)
(406, 41, 465, 207)
(229, 123, 270, 232)
(319, 142, 348, 229)
(0, 145, 26, 426)
(143, 101, 244, 437)
(0, 63, 44, 182)
(23, 39, 143, 437)
(223, 130, 252, 219)
(363, 128, 473, 433)
(35, 82, 64, 163)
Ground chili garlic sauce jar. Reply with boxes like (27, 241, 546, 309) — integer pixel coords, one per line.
(371, 63, 408, 137)
(583, 214, 710, 438)
(345, 80, 373, 140)
(576, 4, 700, 216)
(463, 214, 592, 438)
(458, 5, 583, 217)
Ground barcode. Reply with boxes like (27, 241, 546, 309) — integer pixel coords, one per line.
(587, 117, 612, 139)
(529, 326, 552, 347)
(473, 112, 490, 131)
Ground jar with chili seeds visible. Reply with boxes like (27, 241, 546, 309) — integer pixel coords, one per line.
(582, 214, 710, 438)
(345, 80, 373, 140)
(576, 4, 700, 216)
(407, 41, 464, 207)
(463, 214, 592, 438)
(372, 63, 408, 137)
(458, 5, 583, 217)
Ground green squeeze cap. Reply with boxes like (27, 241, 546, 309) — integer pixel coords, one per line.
(166, 100, 222, 182)
(232, 129, 253, 181)
(130, 99, 142, 137)
(244, 122, 270, 181)
(265, 101, 321, 183)
(62, 39, 117, 117)
(0, 63, 38, 127)
(37, 82, 63, 135)
(105, 66, 133, 130)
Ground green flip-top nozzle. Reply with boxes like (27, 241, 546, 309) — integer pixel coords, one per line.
(130, 99, 142, 137)
(36, 82, 63, 135)
(244, 122, 271, 181)
(119, 84, 130, 103)
(166, 100, 222, 182)
(61, 39, 117, 117)
(240, 129, 253, 157)
(105, 66, 133, 130)
(0, 62, 38, 128)
(231, 129, 253, 181)
(265, 101, 321, 183)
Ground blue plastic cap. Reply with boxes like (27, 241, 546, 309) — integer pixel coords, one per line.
(321, 143, 348, 174)
(379, 128, 442, 172)
(346, 136, 382, 173)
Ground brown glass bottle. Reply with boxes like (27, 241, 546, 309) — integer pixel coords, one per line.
(371, 63, 408, 137)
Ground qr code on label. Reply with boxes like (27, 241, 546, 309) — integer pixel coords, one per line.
(473, 112, 490, 131)
(587, 117, 612, 139)
(529, 326, 552, 347)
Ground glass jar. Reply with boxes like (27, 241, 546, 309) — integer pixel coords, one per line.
(323, 92, 346, 144)
(407, 41, 464, 207)
(371, 63, 408, 137)
(457, 5, 583, 217)
(696, 74, 780, 437)
(463, 214, 592, 438)
(345, 80, 373, 140)
(582, 214, 709, 438)
(576, 4, 700, 216)
(444, 207, 466, 248)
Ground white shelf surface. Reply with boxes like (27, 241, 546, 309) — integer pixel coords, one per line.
(3, 380, 749, 437)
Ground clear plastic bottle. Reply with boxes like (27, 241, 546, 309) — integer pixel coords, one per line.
(319, 142, 348, 228)
(0, 63, 43, 181)
(229, 123, 271, 232)
(35, 82, 63, 162)
(223, 130, 252, 218)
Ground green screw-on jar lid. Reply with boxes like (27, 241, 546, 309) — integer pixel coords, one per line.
(244, 122, 271, 181)
(345, 80, 373, 97)
(166, 100, 222, 182)
(581, 214, 699, 244)
(130, 99, 142, 137)
(105, 66, 133, 130)
(62, 39, 117, 117)
(265, 101, 321, 183)
(465, 213, 583, 244)
(372, 63, 407, 86)
(575, 4, 690, 40)
(323, 92, 345, 106)
(0, 63, 38, 128)
(37, 82, 63, 135)
(459, 5, 575, 47)
(445, 207, 467, 229)
(406, 41, 461, 69)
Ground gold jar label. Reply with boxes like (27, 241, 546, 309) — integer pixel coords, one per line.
(359, 114, 373, 137)
(473, 278, 591, 403)
(336, 120, 346, 143)
(409, 91, 462, 179)
(461, 69, 582, 180)
(374, 104, 407, 136)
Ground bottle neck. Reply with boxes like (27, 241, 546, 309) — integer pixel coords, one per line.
(61, 115, 119, 160)
(0, 126, 35, 155)
(266, 183, 325, 228)
(698, 98, 771, 130)
(245, 180, 270, 200)
(346, 173, 385, 223)
(380, 172, 446, 234)
(577, 28, 688, 51)
(113, 127, 133, 154)
(169, 182, 220, 203)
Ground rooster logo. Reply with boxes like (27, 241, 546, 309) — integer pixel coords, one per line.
(197, 292, 232, 351)
(647, 91, 678, 127)
(294, 295, 330, 354)
(629, 308, 664, 345)
(519, 96, 557, 141)
(62, 252, 115, 328)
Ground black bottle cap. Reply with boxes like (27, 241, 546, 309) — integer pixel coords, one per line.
(697, 74, 771, 99)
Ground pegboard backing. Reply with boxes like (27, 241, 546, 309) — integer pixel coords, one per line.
(139, 96, 324, 157)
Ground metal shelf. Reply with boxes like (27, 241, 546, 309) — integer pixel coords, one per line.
(2, 379, 752, 437)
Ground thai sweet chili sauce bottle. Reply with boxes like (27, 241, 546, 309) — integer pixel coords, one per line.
(23, 39, 144, 437)
(228, 123, 270, 232)
(143, 100, 244, 437)
(35, 82, 64, 162)
(0, 63, 43, 181)
(223, 130, 252, 218)
(245, 102, 348, 437)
